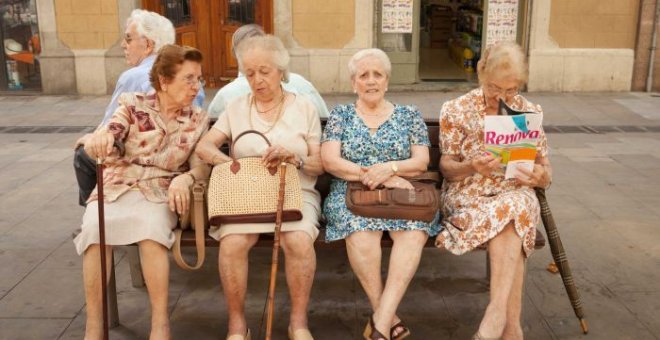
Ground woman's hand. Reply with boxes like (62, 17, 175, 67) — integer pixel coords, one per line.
(381, 176, 414, 190)
(360, 163, 395, 190)
(515, 164, 551, 188)
(168, 174, 194, 215)
(262, 144, 297, 168)
(84, 130, 115, 160)
(471, 154, 501, 177)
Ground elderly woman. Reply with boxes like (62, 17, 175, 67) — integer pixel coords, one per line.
(436, 42, 552, 340)
(195, 35, 322, 340)
(320, 48, 440, 340)
(74, 44, 208, 340)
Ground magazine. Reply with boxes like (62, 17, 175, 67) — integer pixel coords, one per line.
(484, 99, 543, 179)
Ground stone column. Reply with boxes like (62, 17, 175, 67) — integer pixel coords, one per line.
(36, 0, 77, 94)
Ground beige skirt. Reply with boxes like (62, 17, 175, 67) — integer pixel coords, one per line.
(208, 200, 320, 241)
(73, 190, 177, 255)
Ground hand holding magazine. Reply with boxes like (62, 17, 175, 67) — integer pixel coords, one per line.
(484, 99, 543, 179)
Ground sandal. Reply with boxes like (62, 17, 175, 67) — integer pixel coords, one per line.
(363, 316, 389, 340)
(390, 321, 411, 340)
(288, 327, 314, 340)
(472, 331, 501, 340)
(226, 328, 251, 340)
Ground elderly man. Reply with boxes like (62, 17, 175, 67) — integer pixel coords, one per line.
(207, 24, 328, 119)
(73, 9, 205, 206)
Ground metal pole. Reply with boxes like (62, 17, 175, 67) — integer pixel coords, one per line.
(647, 0, 660, 92)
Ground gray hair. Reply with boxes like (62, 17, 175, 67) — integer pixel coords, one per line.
(236, 35, 290, 82)
(232, 24, 265, 58)
(127, 9, 175, 53)
(477, 41, 529, 86)
(348, 48, 392, 79)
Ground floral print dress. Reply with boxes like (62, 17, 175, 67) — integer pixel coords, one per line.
(435, 88, 548, 257)
(322, 103, 441, 241)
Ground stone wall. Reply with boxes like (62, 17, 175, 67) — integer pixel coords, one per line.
(632, 0, 660, 91)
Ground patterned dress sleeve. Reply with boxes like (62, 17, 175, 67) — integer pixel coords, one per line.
(321, 105, 346, 142)
(534, 103, 549, 158)
(439, 100, 465, 156)
(407, 106, 431, 146)
(105, 92, 134, 143)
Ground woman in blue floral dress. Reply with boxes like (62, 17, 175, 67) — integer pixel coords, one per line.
(321, 49, 440, 340)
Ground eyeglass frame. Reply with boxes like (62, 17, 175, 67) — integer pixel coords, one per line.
(485, 82, 519, 97)
(181, 74, 206, 88)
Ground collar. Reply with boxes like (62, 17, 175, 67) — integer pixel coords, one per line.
(137, 54, 157, 68)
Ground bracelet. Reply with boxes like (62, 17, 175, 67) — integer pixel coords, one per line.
(296, 157, 305, 170)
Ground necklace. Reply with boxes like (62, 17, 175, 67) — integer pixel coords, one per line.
(254, 91, 285, 113)
(249, 93, 286, 134)
(356, 101, 392, 130)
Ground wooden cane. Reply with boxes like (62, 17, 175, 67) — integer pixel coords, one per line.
(265, 161, 288, 340)
(96, 157, 109, 340)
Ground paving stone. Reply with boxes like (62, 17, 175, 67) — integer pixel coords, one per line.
(0, 318, 72, 340)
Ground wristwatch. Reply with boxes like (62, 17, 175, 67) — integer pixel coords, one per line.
(296, 157, 305, 170)
(390, 161, 398, 175)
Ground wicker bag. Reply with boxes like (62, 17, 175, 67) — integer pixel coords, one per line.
(207, 130, 303, 225)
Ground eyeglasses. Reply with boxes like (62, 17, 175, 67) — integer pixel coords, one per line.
(486, 83, 518, 97)
(123, 35, 143, 45)
(182, 74, 206, 88)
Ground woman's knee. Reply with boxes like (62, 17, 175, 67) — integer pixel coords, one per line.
(390, 229, 428, 247)
(219, 234, 258, 256)
(345, 231, 382, 254)
(280, 231, 314, 258)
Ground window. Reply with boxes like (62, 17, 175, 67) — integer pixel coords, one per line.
(162, 0, 192, 26)
(226, 0, 255, 25)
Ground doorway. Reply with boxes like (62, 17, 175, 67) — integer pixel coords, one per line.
(142, 0, 272, 88)
(0, 0, 41, 91)
(419, 0, 483, 82)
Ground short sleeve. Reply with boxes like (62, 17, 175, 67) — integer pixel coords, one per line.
(212, 107, 231, 139)
(207, 92, 226, 118)
(407, 106, 431, 146)
(439, 100, 465, 155)
(105, 93, 134, 142)
(534, 104, 549, 158)
(306, 106, 322, 145)
(321, 105, 346, 142)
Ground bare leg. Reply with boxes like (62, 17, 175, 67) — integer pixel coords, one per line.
(218, 234, 259, 337)
(372, 230, 427, 337)
(478, 222, 524, 338)
(138, 240, 171, 340)
(502, 254, 525, 340)
(345, 231, 384, 310)
(280, 231, 316, 331)
(82, 244, 113, 340)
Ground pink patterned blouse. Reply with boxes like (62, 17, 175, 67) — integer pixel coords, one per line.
(88, 91, 209, 204)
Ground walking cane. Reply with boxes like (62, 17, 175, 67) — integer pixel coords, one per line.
(96, 157, 110, 340)
(265, 161, 288, 340)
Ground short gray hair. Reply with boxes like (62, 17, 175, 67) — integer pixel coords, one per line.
(236, 35, 290, 82)
(348, 48, 392, 79)
(232, 24, 265, 58)
(127, 9, 175, 53)
(477, 41, 529, 86)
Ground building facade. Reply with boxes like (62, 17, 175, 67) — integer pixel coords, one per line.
(7, 0, 658, 94)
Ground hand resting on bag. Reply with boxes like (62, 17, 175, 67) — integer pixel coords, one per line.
(382, 175, 414, 190)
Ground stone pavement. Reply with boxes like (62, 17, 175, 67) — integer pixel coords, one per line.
(0, 90, 659, 340)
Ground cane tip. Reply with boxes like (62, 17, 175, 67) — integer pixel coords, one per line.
(580, 319, 589, 334)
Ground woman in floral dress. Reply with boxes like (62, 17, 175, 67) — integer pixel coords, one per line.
(436, 42, 552, 340)
(321, 48, 440, 340)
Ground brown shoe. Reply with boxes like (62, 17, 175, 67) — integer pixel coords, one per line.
(226, 329, 251, 340)
(390, 321, 410, 340)
(288, 327, 314, 340)
(363, 316, 389, 340)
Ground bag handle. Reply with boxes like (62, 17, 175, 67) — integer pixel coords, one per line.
(228, 130, 276, 175)
(173, 181, 207, 270)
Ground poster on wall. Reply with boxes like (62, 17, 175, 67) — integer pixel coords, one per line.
(381, 0, 413, 33)
(486, 0, 519, 46)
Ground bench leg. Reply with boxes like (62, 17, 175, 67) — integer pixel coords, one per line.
(486, 250, 491, 284)
(127, 246, 145, 288)
(108, 251, 119, 328)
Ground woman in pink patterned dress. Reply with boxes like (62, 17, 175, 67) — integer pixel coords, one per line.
(74, 45, 209, 340)
(436, 42, 552, 340)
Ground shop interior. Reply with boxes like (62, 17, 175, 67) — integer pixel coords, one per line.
(419, 0, 483, 82)
(1, 0, 41, 91)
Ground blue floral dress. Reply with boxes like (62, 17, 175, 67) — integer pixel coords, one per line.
(321, 103, 442, 241)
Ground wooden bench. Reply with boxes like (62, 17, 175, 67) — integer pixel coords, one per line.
(104, 119, 546, 327)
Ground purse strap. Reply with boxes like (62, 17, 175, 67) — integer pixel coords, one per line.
(172, 181, 207, 271)
(228, 130, 277, 175)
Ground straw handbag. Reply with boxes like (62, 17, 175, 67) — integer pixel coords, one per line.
(207, 130, 303, 225)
